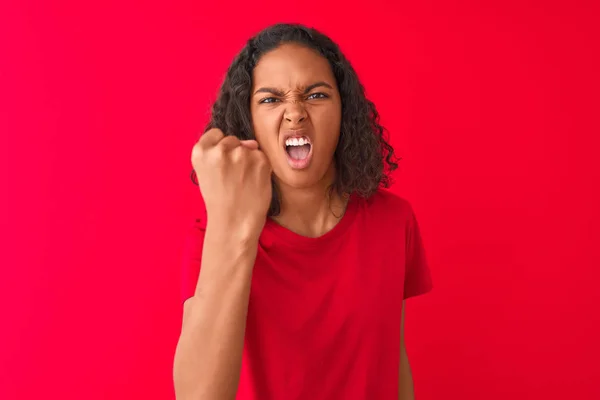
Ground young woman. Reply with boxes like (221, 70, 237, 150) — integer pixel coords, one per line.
(174, 23, 432, 400)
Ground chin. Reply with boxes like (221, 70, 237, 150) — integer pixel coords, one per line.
(274, 165, 332, 191)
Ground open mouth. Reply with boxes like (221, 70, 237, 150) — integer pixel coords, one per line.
(284, 136, 313, 169)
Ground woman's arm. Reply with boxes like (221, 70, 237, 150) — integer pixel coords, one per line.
(399, 301, 416, 400)
(173, 224, 258, 400)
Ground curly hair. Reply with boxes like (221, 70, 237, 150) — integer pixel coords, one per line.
(191, 23, 399, 216)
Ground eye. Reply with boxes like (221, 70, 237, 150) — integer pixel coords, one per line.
(307, 92, 328, 100)
(259, 97, 280, 104)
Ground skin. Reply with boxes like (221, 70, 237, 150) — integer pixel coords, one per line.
(250, 43, 346, 238)
(174, 43, 415, 400)
(251, 43, 415, 399)
(400, 302, 415, 399)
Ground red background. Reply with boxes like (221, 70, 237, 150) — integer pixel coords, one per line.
(1, 1, 599, 399)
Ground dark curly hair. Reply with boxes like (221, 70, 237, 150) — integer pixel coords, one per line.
(191, 23, 400, 216)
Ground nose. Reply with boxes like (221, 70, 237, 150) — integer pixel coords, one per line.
(284, 101, 307, 124)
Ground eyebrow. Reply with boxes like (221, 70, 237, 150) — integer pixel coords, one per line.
(253, 81, 334, 96)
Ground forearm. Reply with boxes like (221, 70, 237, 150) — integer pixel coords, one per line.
(398, 346, 415, 400)
(399, 301, 415, 400)
(174, 225, 258, 400)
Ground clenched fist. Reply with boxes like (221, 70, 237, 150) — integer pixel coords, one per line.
(191, 128, 273, 239)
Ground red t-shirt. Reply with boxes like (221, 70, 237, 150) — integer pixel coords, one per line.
(180, 188, 433, 399)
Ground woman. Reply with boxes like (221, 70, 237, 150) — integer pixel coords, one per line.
(174, 23, 432, 400)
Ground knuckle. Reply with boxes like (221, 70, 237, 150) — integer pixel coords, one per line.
(217, 137, 236, 151)
(209, 147, 225, 165)
(229, 136, 242, 147)
(207, 128, 224, 138)
(191, 143, 200, 159)
(191, 143, 204, 163)
(230, 147, 244, 163)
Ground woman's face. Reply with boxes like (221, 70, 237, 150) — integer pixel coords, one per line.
(250, 43, 342, 190)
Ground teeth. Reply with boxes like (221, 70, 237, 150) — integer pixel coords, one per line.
(286, 137, 310, 146)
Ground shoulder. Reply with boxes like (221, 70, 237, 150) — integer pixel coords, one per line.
(361, 187, 416, 222)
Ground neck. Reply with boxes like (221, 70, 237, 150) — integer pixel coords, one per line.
(271, 165, 349, 238)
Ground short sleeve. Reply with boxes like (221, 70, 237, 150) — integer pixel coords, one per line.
(180, 217, 206, 304)
(403, 205, 433, 299)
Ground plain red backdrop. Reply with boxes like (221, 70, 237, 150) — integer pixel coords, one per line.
(1, 1, 599, 399)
